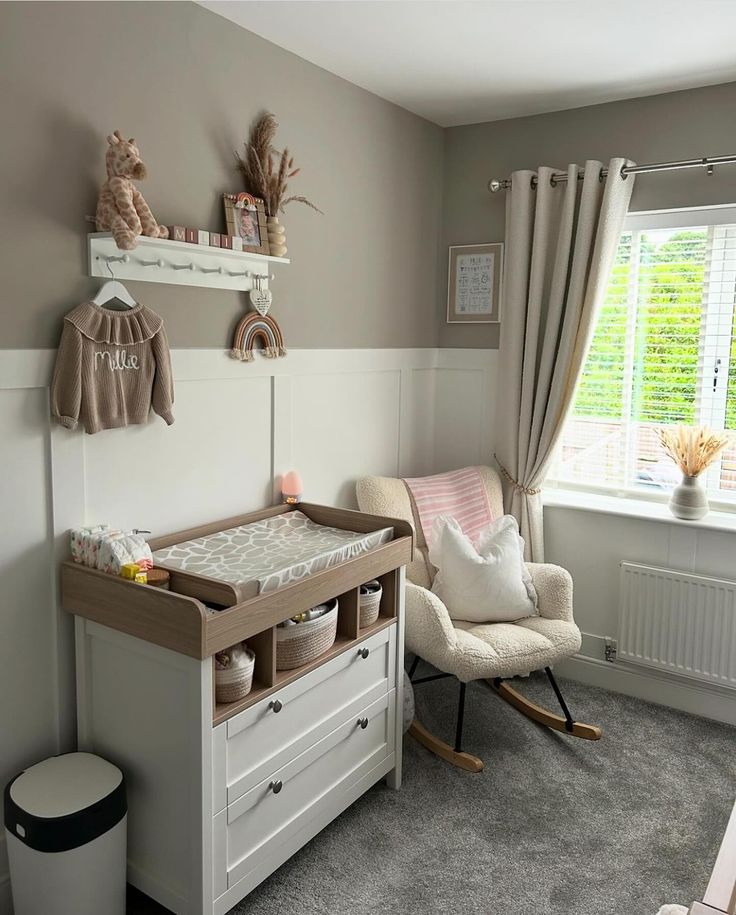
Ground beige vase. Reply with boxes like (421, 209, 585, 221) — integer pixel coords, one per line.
(669, 474, 709, 520)
(267, 216, 287, 257)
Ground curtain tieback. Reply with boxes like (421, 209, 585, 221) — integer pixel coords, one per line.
(493, 453, 542, 496)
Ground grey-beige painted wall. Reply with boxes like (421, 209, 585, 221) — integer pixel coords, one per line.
(0, 1, 444, 349)
(4, 3, 736, 353)
(441, 81, 736, 348)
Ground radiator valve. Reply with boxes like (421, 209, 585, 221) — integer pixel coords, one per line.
(604, 638, 617, 663)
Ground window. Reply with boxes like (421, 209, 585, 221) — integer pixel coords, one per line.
(552, 206, 736, 507)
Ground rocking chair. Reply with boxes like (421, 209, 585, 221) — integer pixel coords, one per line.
(356, 466, 601, 772)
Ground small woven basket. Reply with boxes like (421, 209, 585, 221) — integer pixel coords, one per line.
(215, 645, 255, 704)
(359, 580, 382, 628)
(276, 599, 339, 671)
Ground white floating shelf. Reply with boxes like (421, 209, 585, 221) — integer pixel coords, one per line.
(88, 232, 289, 292)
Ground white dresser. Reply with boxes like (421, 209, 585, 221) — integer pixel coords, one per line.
(64, 503, 411, 915)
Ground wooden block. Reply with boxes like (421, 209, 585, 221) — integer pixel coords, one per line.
(197, 230, 210, 245)
(185, 228, 198, 244)
(169, 226, 186, 242)
(220, 234, 232, 250)
(231, 236, 243, 251)
(209, 233, 221, 248)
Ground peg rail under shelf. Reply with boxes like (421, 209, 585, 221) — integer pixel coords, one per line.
(88, 232, 289, 292)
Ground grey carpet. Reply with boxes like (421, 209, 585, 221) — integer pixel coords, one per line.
(128, 671, 735, 915)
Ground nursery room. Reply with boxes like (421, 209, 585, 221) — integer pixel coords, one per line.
(2, 1, 736, 913)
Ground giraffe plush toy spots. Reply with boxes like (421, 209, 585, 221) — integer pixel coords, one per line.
(95, 130, 168, 250)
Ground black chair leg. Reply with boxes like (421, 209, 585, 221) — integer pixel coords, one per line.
(454, 681, 467, 752)
(545, 666, 574, 733)
(408, 654, 420, 681)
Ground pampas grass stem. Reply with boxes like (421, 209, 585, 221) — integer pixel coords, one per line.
(657, 425, 733, 477)
(236, 112, 322, 218)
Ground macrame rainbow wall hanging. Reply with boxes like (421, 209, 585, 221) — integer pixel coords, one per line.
(230, 311, 287, 362)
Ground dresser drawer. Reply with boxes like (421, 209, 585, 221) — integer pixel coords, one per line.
(213, 623, 395, 810)
(216, 689, 395, 890)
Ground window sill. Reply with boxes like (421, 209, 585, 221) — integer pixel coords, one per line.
(543, 488, 736, 534)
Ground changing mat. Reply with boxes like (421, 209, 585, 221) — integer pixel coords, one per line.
(152, 510, 393, 601)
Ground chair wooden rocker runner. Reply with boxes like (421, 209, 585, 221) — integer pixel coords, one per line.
(357, 466, 601, 773)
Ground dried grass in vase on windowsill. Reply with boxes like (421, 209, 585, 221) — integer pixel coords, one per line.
(657, 425, 732, 478)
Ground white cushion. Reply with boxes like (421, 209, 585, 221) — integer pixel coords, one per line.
(429, 515, 537, 623)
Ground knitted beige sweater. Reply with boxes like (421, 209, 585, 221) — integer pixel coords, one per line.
(51, 301, 174, 435)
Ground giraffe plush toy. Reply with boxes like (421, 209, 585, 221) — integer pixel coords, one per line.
(96, 130, 168, 250)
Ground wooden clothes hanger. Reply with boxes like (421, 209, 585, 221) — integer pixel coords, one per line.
(92, 259, 138, 310)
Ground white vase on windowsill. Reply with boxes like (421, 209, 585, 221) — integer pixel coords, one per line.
(669, 474, 709, 521)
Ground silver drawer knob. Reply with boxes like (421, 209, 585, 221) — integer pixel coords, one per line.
(269, 780, 283, 794)
(269, 699, 283, 713)
(357, 647, 369, 660)
(357, 717, 369, 730)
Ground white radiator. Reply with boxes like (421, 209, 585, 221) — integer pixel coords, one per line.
(619, 561, 736, 688)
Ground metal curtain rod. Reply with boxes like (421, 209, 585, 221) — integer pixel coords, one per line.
(487, 154, 736, 193)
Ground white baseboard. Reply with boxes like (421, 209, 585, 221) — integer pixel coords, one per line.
(558, 651, 736, 727)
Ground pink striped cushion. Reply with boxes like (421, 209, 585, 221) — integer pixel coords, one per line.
(403, 467, 494, 549)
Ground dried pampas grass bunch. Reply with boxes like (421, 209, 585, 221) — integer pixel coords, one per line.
(657, 425, 732, 478)
(236, 111, 322, 218)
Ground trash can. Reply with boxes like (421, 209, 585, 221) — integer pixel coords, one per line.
(4, 752, 126, 915)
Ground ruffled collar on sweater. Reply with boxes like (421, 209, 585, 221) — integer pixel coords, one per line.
(65, 301, 164, 345)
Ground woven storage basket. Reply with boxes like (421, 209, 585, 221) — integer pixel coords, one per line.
(276, 599, 338, 671)
(359, 580, 382, 628)
(215, 645, 255, 704)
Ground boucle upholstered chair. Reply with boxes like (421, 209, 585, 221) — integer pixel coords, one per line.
(357, 465, 601, 772)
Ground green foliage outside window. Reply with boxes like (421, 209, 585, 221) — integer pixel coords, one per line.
(573, 230, 730, 426)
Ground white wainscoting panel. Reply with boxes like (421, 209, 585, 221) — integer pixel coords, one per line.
(434, 349, 496, 473)
(290, 370, 402, 507)
(0, 388, 58, 780)
(398, 368, 436, 480)
(83, 376, 273, 535)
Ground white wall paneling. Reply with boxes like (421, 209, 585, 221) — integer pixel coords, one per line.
(0, 345, 495, 910)
(0, 384, 58, 907)
(83, 375, 274, 535)
(433, 349, 496, 473)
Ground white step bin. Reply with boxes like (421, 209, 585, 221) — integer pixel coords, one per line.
(4, 752, 127, 915)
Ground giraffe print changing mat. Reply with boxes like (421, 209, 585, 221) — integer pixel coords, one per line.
(152, 510, 393, 601)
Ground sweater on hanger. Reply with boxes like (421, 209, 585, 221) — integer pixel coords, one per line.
(51, 301, 174, 434)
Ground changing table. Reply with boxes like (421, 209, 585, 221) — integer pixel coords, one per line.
(62, 502, 413, 915)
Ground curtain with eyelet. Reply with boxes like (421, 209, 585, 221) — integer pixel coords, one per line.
(494, 158, 635, 561)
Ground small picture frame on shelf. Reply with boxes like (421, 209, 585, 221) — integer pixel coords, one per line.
(447, 243, 504, 324)
(223, 193, 270, 256)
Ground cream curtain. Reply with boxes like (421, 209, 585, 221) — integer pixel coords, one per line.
(494, 158, 635, 561)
